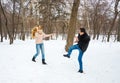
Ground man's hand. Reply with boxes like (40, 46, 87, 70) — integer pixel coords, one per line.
(74, 36, 79, 43)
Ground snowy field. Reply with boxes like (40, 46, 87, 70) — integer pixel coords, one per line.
(0, 38, 120, 83)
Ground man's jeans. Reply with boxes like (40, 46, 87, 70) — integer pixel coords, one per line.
(33, 43, 45, 59)
(68, 44, 83, 71)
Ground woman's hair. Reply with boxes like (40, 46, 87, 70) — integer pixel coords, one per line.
(31, 26, 37, 39)
(31, 25, 43, 39)
(38, 25, 43, 30)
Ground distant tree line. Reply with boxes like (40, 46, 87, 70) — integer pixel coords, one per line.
(0, 0, 120, 45)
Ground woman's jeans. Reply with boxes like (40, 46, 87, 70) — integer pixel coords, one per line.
(33, 43, 45, 59)
(68, 44, 83, 71)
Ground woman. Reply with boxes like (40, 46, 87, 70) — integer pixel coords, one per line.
(31, 25, 52, 65)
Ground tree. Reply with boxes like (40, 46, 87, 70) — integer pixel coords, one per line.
(11, 0, 16, 43)
(117, 12, 120, 41)
(0, 0, 3, 42)
(107, 0, 120, 42)
(33, 0, 67, 39)
(0, 0, 13, 44)
(20, 0, 26, 40)
(65, 0, 80, 51)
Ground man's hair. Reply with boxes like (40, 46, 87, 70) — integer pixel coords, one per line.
(80, 28, 86, 33)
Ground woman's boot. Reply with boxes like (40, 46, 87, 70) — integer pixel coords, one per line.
(32, 57, 36, 62)
(42, 59, 47, 65)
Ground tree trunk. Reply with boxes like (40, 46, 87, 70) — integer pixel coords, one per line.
(0, 0, 3, 42)
(107, 0, 119, 42)
(21, 0, 26, 40)
(42, 0, 53, 40)
(117, 13, 120, 41)
(11, 0, 16, 42)
(107, 13, 118, 42)
(83, 0, 90, 32)
(15, 1, 21, 39)
(65, 0, 80, 51)
(0, 0, 13, 44)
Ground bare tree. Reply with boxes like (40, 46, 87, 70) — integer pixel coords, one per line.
(0, 0, 3, 42)
(0, 0, 14, 44)
(117, 12, 120, 41)
(107, 0, 120, 42)
(20, 0, 26, 40)
(32, 0, 67, 39)
(82, 0, 90, 32)
(10, 0, 16, 43)
(65, 0, 80, 51)
(1, 0, 119, 43)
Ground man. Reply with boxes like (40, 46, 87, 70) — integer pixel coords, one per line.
(63, 28, 90, 73)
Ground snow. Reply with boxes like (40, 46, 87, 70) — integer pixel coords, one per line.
(0, 38, 120, 83)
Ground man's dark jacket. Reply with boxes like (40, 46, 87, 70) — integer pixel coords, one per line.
(77, 33, 90, 52)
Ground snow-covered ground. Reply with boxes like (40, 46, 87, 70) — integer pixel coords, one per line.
(0, 38, 120, 83)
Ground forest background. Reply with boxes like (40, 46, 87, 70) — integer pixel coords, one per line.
(0, 0, 120, 50)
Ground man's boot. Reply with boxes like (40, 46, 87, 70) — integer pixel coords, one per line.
(78, 70, 83, 73)
(63, 54, 70, 58)
(42, 59, 47, 65)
